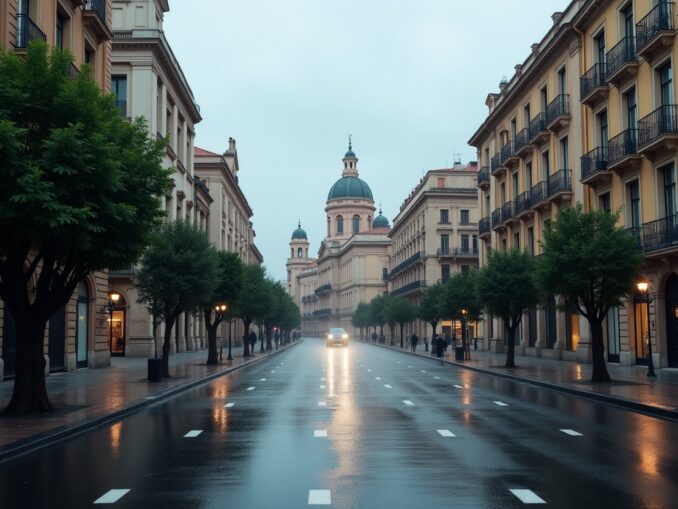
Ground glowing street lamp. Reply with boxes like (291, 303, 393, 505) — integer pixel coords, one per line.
(107, 292, 121, 353)
(636, 281, 656, 378)
(461, 308, 469, 360)
(214, 304, 227, 361)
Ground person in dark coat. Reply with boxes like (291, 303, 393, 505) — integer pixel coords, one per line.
(249, 330, 257, 354)
(435, 334, 446, 365)
(410, 333, 418, 352)
(274, 330, 280, 349)
(371, 331, 378, 343)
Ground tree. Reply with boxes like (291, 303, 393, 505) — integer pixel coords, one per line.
(235, 264, 273, 357)
(352, 302, 371, 340)
(418, 284, 445, 339)
(389, 298, 416, 348)
(382, 295, 398, 345)
(476, 250, 540, 368)
(137, 221, 217, 377)
(279, 295, 301, 343)
(0, 43, 170, 414)
(368, 295, 387, 338)
(263, 280, 287, 350)
(537, 204, 643, 382)
(202, 251, 243, 365)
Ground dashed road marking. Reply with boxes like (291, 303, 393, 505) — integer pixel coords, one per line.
(184, 430, 203, 438)
(436, 429, 455, 437)
(454, 384, 464, 389)
(247, 386, 255, 391)
(368, 369, 372, 372)
(509, 489, 546, 504)
(434, 376, 440, 380)
(260, 378, 267, 382)
(94, 489, 131, 504)
(493, 401, 509, 407)
(403, 400, 414, 406)
(308, 490, 331, 505)
(408, 365, 412, 368)
(314, 430, 327, 438)
(318, 401, 326, 407)
(420, 370, 427, 373)
(384, 384, 392, 389)
(375, 377, 381, 380)
(560, 429, 583, 436)
(224, 402, 235, 408)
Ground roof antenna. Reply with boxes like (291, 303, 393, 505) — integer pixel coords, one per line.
(348, 134, 352, 151)
(298, 218, 301, 228)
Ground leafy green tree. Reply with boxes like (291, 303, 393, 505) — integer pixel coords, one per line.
(418, 284, 445, 339)
(389, 297, 416, 348)
(279, 295, 301, 343)
(368, 295, 387, 338)
(263, 279, 287, 350)
(235, 264, 273, 357)
(477, 250, 540, 368)
(352, 302, 371, 340)
(382, 295, 398, 345)
(137, 221, 217, 377)
(537, 204, 643, 383)
(0, 43, 169, 414)
(201, 251, 243, 365)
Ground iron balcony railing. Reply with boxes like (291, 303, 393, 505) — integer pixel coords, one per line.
(546, 94, 570, 126)
(479, 217, 491, 235)
(391, 280, 426, 297)
(636, 1, 673, 52)
(490, 153, 502, 174)
(477, 166, 490, 187)
(514, 128, 530, 154)
(313, 308, 332, 317)
(625, 226, 644, 251)
(437, 247, 479, 257)
(501, 201, 515, 223)
(606, 37, 637, 78)
(515, 190, 532, 216)
(608, 128, 639, 165)
(642, 213, 678, 252)
(390, 251, 422, 277)
(85, 0, 107, 24)
(638, 104, 678, 147)
(500, 141, 515, 165)
(15, 13, 46, 48)
(547, 169, 572, 197)
(491, 208, 503, 228)
(529, 112, 548, 141)
(530, 181, 548, 206)
(581, 146, 608, 180)
(314, 283, 332, 295)
(580, 63, 608, 100)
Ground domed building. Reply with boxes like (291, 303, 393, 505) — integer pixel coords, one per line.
(286, 142, 391, 336)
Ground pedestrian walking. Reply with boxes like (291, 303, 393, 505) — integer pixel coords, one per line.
(274, 330, 280, 350)
(435, 334, 446, 365)
(410, 333, 418, 352)
(249, 329, 257, 354)
(372, 331, 378, 343)
(424, 336, 428, 352)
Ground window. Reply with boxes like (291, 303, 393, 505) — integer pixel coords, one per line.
(560, 136, 569, 169)
(527, 226, 535, 255)
(541, 150, 550, 179)
(511, 172, 519, 199)
(501, 237, 508, 251)
(56, 13, 65, 49)
(627, 180, 641, 227)
(523, 103, 531, 127)
(76, 282, 89, 368)
(622, 3, 634, 37)
(659, 62, 673, 106)
(558, 66, 567, 94)
(513, 231, 520, 249)
(437, 177, 445, 188)
(661, 163, 676, 217)
(440, 234, 449, 253)
(525, 161, 533, 189)
(599, 192, 611, 212)
(510, 118, 517, 140)
(500, 182, 506, 203)
(540, 86, 548, 112)
(336, 216, 344, 234)
(166, 108, 172, 141)
(460, 209, 469, 225)
(352, 215, 360, 234)
(440, 209, 449, 224)
(441, 265, 450, 283)
(597, 110, 608, 147)
(297, 247, 303, 258)
(625, 87, 637, 129)
(461, 234, 470, 252)
(594, 30, 605, 64)
(472, 235, 478, 253)
(111, 75, 127, 116)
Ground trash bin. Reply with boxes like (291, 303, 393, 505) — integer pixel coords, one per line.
(147, 357, 162, 382)
(455, 345, 464, 361)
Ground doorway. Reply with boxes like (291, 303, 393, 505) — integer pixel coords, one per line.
(109, 294, 127, 357)
(48, 306, 66, 372)
(665, 274, 678, 367)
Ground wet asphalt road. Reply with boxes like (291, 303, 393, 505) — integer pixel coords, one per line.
(1, 339, 678, 509)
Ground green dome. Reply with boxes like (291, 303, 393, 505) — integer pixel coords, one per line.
(327, 176, 373, 201)
(291, 224, 307, 240)
(373, 214, 389, 228)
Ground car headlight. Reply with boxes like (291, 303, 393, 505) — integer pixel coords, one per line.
(342, 334, 348, 339)
(328, 334, 333, 340)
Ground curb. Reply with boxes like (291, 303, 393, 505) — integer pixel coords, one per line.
(0, 341, 302, 462)
(366, 341, 678, 422)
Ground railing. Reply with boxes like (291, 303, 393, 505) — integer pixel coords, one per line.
(546, 94, 570, 126)
(501, 201, 515, 223)
(581, 146, 608, 180)
(514, 128, 530, 154)
(515, 190, 532, 215)
(636, 1, 673, 51)
(109, 267, 135, 276)
(642, 213, 678, 252)
(314, 283, 332, 295)
(477, 167, 490, 187)
(529, 112, 548, 141)
(391, 280, 426, 297)
(437, 247, 479, 257)
(116, 99, 127, 116)
(625, 226, 644, 251)
(490, 153, 502, 174)
(580, 64, 607, 100)
(491, 208, 503, 227)
(608, 128, 639, 165)
(500, 141, 515, 165)
(479, 217, 491, 235)
(85, 0, 107, 24)
(638, 104, 678, 147)
(390, 251, 422, 277)
(15, 13, 46, 48)
(313, 308, 332, 317)
(547, 169, 572, 197)
(606, 37, 637, 78)
(530, 181, 548, 206)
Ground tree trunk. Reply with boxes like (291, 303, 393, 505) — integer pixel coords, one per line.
(162, 317, 175, 378)
(505, 322, 516, 368)
(430, 320, 437, 338)
(206, 324, 218, 365)
(259, 324, 265, 353)
(389, 325, 395, 345)
(265, 325, 272, 351)
(3, 315, 52, 415)
(242, 318, 251, 357)
(589, 317, 611, 383)
(399, 324, 404, 348)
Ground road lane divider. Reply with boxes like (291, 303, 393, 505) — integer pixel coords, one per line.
(308, 490, 331, 505)
(94, 489, 131, 504)
(313, 430, 327, 438)
(509, 489, 546, 504)
(436, 429, 455, 437)
(403, 400, 414, 406)
(184, 430, 203, 438)
(560, 429, 583, 436)
(493, 401, 509, 407)
(224, 402, 235, 408)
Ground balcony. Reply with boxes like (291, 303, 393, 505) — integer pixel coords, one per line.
(501, 201, 516, 225)
(314, 283, 332, 295)
(608, 129, 641, 171)
(490, 153, 503, 177)
(109, 267, 135, 277)
(580, 64, 608, 106)
(15, 13, 46, 49)
(529, 112, 550, 144)
(514, 128, 531, 157)
(313, 308, 332, 317)
(515, 190, 533, 217)
(390, 251, 422, 277)
(636, 2, 675, 60)
(530, 181, 549, 210)
(606, 37, 638, 86)
(479, 217, 491, 238)
(638, 104, 678, 155)
(390, 280, 426, 297)
(546, 94, 570, 131)
(500, 141, 519, 168)
(491, 208, 503, 230)
(437, 247, 479, 259)
(580, 147, 611, 185)
(477, 167, 490, 189)
(641, 213, 678, 254)
(83, 0, 111, 40)
(547, 169, 573, 202)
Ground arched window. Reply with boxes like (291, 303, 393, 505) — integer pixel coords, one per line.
(297, 247, 303, 258)
(352, 215, 360, 233)
(76, 281, 89, 368)
(290, 248, 294, 258)
(337, 216, 344, 234)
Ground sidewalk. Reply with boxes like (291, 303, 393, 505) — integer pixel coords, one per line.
(369, 341, 678, 420)
(0, 342, 299, 460)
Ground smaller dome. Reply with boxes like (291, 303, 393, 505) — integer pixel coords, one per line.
(291, 222, 307, 240)
(373, 212, 389, 228)
(344, 148, 356, 159)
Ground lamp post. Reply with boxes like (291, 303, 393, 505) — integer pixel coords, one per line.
(636, 281, 656, 378)
(228, 318, 233, 361)
(461, 308, 469, 360)
(214, 304, 227, 362)
(107, 292, 121, 353)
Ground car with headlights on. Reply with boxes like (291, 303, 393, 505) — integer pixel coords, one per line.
(326, 327, 349, 347)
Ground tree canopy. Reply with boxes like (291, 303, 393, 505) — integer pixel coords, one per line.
(235, 264, 274, 356)
(418, 283, 445, 337)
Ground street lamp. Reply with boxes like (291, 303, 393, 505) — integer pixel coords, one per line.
(461, 308, 469, 360)
(636, 281, 656, 378)
(107, 292, 121, 353)
(214, 304, 227, 362)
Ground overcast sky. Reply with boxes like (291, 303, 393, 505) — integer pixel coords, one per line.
(164, 0, 570, 281)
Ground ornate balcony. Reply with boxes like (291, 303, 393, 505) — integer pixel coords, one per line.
(529, 112, 550, 145)
(608, 128, 641, 172)
(606, 37, 638, 87)
(15, 13, 46, 49)
(501, 201, 516, 225)
(546, 94, 570, 131)
(638, 104, 678, 155)
(437, 247, 479, 259)
(83, 0, 111, 40)
(580, 64, 609, 106)
(479, 217, 491, 238)
(490, 153, 504, 177)
(641, 213, 678, 254)
(514, 128, 531, 157)
(315, 283, 332, 295)
(477, 166, 490, 189)
(390, 251, 422, 278)
(636, 2, 675, 60)
(515, 190, 533, 218)
(313, 308, 332, 317)
(580, 147, 611, 185)
(491, 208, 504, 231)
(530, 181, 549, 211)
(547, 169, 573, 202)
(501, 141, 519, 168)
(391, 280, 426, 297)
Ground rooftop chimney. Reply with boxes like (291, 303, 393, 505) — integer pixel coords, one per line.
(499, 77, 509, 94)
(552, 12, 563, 25)
(228, 137, 236, 152)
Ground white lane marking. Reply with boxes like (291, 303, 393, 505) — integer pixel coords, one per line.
(408, 365, 412, 368)
(494, 401, 509, 407)
(560, 429, 583, 436)
(271, 371, 276, 374)
(184, 430, 203, 438)
(247, 386, 255, 391)
(437, 429, 455, 437)
(420, 370, 427, 373)
(94, 489, 131, 504)
(224, 402, 235, 408)
(308, 489, 331, 505)
(403, 400, 414, 406)
(314, 429, 328, 438)
(509, 489, 546, 504)
(318, 401, 326, 406)
(384, 384, 392, 389)
(454, 384, 464, 389)
(260, 378, 267, 382)
(368, 369, 372, 372)
(375, 377, 381, 380)
(434, 376, 440, 380)
(320, 385, 326, 389)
